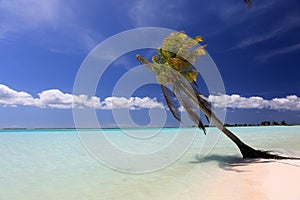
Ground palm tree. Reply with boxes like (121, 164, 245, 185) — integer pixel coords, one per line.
(136, 32, 298, 159)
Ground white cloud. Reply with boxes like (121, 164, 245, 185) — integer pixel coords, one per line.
(0, 84, 35, 107)
(209, 94, 300, 111)
(1, 84, 299, 111)
(0, 84, 163, 110)
(208, 94, 268, 109)
(132, 97, 164, 109)
(37, 89, 74, 108)
(101, 96, 164, 110)
(101, 96, 135, 110)
(269, 95, 300, 111)
(36, 89, 102, 109)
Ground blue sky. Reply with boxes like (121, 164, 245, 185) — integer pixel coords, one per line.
(0, 0, 300, 128)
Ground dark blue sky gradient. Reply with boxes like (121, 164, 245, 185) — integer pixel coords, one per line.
(0, 0, 300, 127)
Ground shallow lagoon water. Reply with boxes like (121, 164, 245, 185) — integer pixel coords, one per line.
(0, 127, 299, 200)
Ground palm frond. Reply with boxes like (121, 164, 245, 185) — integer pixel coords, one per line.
(161, 85, 181, 122)
(192, 88, 211, 123)
(174, 84, 206, 134)
(136, 32, 208, 132)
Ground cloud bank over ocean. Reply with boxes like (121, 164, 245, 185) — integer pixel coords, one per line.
(208, 94, 300, 111)
(1, 84, 299, 111)
(0, 84, 163, 110)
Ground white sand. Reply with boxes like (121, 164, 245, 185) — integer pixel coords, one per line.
(207, 159, 300, 200)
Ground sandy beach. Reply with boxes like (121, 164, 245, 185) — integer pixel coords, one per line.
(205, 159, 300, 200)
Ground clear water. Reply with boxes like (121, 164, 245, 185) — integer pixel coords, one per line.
(0, 127, 300, 200)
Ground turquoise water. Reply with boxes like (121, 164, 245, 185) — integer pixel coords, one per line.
(0, 127, 299, 200)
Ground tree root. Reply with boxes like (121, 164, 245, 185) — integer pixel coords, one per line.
(239, 145, 300, 160)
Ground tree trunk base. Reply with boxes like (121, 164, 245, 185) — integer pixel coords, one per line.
(239, 144, 300, 160)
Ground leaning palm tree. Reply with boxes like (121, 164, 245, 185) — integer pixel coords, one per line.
(137, 32, 298, 159)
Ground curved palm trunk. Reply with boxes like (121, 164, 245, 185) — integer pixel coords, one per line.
(176, 82, 298, 159)
(137, 53, 298, 159)
(201, 106, 281, 159)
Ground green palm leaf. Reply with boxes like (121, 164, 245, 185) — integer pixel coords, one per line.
(136, 33, 208, 134)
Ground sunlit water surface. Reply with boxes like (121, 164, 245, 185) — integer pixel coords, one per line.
(1, 126, 299, 200)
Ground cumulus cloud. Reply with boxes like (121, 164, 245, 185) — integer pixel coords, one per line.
(1, 84, 299, 111)
(208, 94, 300, 111)
(269, 95, 300, 111)
(0, 84, 35, 107)
(101, 96, 164, 110)
(0, 84, 163, 110)
(133, 97, 164, 109)
(36, 89, 102, 109)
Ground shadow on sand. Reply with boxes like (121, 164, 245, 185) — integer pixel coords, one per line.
(189, 154, 275, 172)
